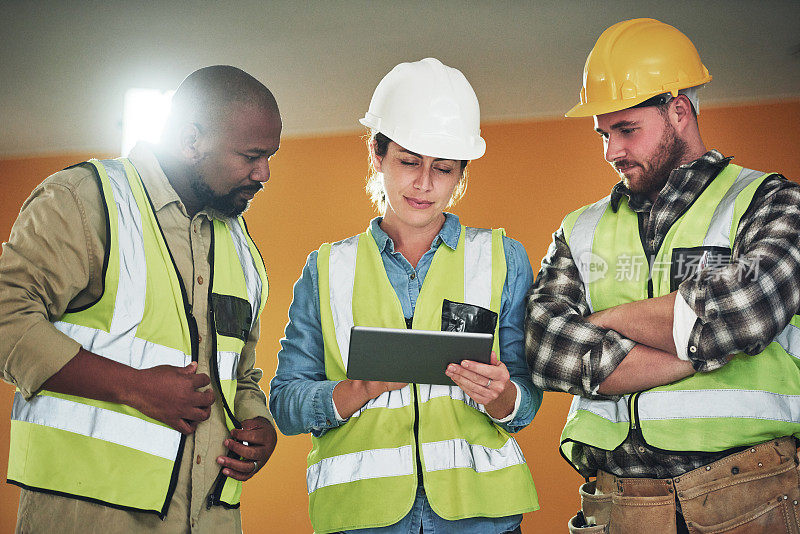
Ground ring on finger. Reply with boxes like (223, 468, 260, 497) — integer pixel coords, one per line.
(250, 460, 258, 473)
(485, 379, 492, 388)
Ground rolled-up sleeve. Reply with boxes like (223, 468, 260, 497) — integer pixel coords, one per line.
(678, 176, 800, 370)
(269, 251, 343, 437)
(0, 169, 105, 399)
(525, 227, 635, 398)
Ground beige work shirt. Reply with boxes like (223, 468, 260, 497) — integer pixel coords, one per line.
(0, 143, 271, 533)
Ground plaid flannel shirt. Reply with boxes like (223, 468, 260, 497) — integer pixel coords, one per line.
(526, 150, 800, 478)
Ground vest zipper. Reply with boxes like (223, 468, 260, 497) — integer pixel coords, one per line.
(207, 305, 233, 508)
(406, 317, 424, 486)
(628, 392, 639, 431)
(637, 213, 654, 299)
(186, 305, 199, 364)
(206, 306, 243, 509)
(412, 384, 424, 486)
(206, 232, 243, 509)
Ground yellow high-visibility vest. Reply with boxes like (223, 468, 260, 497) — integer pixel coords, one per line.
(8, 158, 268, 516)
(308, 226, 538, 533)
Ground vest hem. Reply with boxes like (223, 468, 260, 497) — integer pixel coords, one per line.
(430, 507, 540, 521)
(7, 478, 169, 519)
(559, 436, 766, 479)
(635, 439, 756, 458)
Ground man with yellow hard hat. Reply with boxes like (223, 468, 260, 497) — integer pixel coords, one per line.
(526, 18, 800, 533)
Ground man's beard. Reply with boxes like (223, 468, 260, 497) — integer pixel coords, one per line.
(190, 176, 258, 217)
(617, 122, 688, 198)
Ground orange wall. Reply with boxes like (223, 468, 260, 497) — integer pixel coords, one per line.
(1, 100, 798, 532)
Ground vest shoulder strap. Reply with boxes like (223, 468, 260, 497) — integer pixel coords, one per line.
(702, 164, 771, 248)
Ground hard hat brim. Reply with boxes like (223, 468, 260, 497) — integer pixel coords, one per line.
(565, 77, 711, 118)
(360, 119, 486, 161)
(565, 94, 661, 118)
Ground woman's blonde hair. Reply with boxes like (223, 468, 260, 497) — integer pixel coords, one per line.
(365, 131, 469, 213)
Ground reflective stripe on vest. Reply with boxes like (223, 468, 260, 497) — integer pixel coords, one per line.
(567, 395, 630, 424)
(703, 168, 765, 247)
(307, 445, 415, 493)
(11, 391, 180, 459)
(306, 434, 528, 495)
(421, 437, 527, 473)
(638, 390, 800, 423)
(561, 164, 800, 458)
(216, 352, 240, 381)
(777, 323, 800, 359)
(225, 218, 265, 331)
(569, 196, 612, 314)
(328, 235, 359, 371)
(346, 380, 502, 421)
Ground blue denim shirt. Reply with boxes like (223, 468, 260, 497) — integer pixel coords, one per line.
(270, 214, 542, 533)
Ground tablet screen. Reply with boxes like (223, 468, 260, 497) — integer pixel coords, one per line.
(346, 326, 493, 385)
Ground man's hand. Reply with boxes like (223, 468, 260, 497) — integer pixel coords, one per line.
(216, 417, 277, 481)
(129, 361, 215, 434)
(42, 348, 214, 435)
(446, 352, 517, 420)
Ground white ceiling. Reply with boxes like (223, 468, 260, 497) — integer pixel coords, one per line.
(1, 0, 799, 157)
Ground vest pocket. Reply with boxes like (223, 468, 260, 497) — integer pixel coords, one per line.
(669, 246, 731, 292)
(210, 293, 252, 341)
(441, 298, 497, 334)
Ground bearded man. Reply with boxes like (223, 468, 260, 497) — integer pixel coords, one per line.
(0, 65, 280, 533)
(525, 19, 800, 534)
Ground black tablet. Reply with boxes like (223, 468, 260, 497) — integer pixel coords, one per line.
(346, 326, 493, 385)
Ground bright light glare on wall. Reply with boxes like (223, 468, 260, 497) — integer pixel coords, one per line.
(121, 88, 174, 156)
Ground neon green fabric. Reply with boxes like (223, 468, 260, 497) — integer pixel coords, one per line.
(310, 226, 538, 533)
(560, 164, 800, 466)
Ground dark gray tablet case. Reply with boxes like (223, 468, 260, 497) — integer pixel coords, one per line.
(346, 326, 493, 385)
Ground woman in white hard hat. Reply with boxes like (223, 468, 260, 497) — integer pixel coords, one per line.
(270, 58, 541, 533)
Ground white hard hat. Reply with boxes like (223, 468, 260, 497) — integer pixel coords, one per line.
(360, 58, 486, 161)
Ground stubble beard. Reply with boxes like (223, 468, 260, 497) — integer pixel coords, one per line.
(622, 122, 688, 199)
(189, 172, 250, 218)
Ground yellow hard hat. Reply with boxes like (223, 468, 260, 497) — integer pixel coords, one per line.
(565, 18, 712, 118)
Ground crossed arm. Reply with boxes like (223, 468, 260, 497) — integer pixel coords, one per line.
(525, 229, 692, 398)
(585, 292, 694, 395)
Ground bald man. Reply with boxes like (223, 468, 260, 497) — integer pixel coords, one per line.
(0, 65, 281, 533)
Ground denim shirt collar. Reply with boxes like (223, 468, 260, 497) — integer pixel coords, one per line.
(369, 212, 461, 254)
